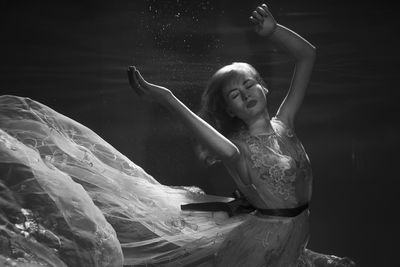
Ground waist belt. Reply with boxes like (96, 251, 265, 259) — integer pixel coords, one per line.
(256, 203, 309, 217)
(181, 199, 309, 218)
(181, 198, 254, 217)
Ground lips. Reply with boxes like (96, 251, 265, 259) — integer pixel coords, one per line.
(246, 100, 257, 108)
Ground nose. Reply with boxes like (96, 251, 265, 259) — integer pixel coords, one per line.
(240, 90, 249, 101)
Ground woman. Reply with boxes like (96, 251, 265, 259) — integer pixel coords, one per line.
(127, 3, 355, 266)
(0, 3, 355, 267)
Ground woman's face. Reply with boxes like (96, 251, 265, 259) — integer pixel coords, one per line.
(222, 71, 268, 124)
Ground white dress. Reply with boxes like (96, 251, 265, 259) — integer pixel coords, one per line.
(0, 95, 355, 266)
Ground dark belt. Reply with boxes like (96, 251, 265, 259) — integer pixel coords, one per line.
(181, 201, 233, 214)
(256, 203, 309, 217)
(181, 199, 309, 218)
(181, 198, 254, 217)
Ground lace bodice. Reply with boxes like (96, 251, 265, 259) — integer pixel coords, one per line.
(231, 117, 313, 209)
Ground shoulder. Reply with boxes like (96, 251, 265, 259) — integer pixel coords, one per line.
(228, 131, 254, 161)
(229, 131, 251, 149)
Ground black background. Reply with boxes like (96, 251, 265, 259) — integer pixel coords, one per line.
(1, 0, 399, 265)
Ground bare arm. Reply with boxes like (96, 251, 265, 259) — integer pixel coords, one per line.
(251, 4, 316, 129)
(272, 25, 316, 129)
(127, 66, 239, 162)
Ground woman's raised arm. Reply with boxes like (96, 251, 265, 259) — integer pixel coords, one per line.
(127, 66, 240, 162)
(251, 3, 316, 130)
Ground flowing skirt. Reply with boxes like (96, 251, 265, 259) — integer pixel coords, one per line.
(0, 95, 355, 266)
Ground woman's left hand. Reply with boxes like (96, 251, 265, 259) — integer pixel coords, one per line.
(249, 3, 277, 37)
(127, 66, 172, 103)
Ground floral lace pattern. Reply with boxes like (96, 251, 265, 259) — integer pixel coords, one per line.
(231, 117, 313, 206)
(245, 133, 297, 202)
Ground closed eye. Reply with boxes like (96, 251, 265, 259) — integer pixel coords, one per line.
(231, 93, 239, 99)
(246, 83, 256, 89)
(244, 78, 256, 88)
(227, 89, 240, 99)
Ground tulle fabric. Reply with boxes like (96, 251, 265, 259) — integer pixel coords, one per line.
(0, 95, 247, 266)
(0, 95, 356, 267)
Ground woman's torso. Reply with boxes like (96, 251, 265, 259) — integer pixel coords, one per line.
(228, 117, 313, 209)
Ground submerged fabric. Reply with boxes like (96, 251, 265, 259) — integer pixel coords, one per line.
(0, 95, 355, 266)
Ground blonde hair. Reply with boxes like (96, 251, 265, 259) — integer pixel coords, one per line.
(196, 62, 267, 164)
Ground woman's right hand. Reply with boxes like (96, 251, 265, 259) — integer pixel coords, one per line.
(249, 3, 277, 37)
(127, 66, 172, 103)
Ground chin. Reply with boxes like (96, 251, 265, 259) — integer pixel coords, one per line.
(251, 103, 267, 115)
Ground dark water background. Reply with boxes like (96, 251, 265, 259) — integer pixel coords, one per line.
(0, 0, 398, 265)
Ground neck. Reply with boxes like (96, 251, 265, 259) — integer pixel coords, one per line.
(246, 111, 273, 136)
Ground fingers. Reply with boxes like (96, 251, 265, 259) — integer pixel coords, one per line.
(249, 3, 272, 24)
(251, 10, 263, 23)
(249, 15, 259, 25)
(257, 6, 268, 17)
(127, 66, 135, 86)
(261, 4, 271, 14)
(127, 66, 144, 96)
